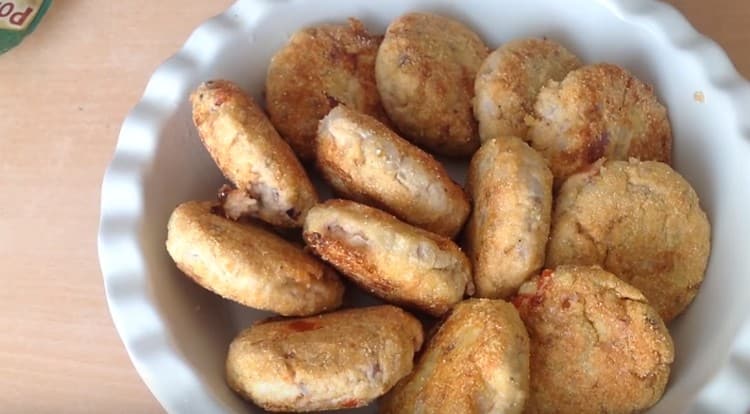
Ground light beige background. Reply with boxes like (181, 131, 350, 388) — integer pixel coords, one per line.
(0, 1, 747, 412)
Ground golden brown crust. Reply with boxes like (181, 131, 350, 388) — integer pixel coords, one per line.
(465, 137, 553, 298)
(303, 200, 472, 316)
(376, 12, 488, 156)
(165, 201, 343, 316)
(546, 159, 711, 321)
(381, 299, 530, 414)
(316, 105, 470, 237)
(190, 80, 318, 227)
(226, 305, 423, 412)
(513, 266, 674, 413)
(528, 63, 672, 183)
(266, 18, 387, 161)
(474, 38, 581, 142)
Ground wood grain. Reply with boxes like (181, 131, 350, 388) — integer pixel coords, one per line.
(0, 1, 746, 412)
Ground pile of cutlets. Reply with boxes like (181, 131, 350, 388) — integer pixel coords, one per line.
(165, 11, 710, 414)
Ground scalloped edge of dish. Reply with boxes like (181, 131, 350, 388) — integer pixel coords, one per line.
(98, 0, 750, 412)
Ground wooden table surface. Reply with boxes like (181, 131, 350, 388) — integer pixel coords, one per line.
(0, 1, 747, 412)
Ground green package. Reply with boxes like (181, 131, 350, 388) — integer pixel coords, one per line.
(0, 0, 51, 55)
